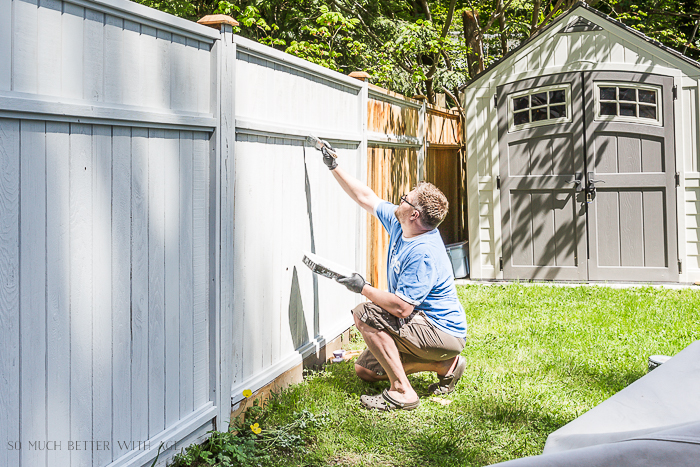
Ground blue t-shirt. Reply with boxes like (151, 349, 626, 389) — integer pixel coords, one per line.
(375, 201, 467, 338)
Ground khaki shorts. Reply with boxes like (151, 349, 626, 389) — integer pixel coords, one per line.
(352, 301, 466, 376)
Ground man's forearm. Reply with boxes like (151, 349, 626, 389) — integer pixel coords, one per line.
(360, 285, 415, 319)
(331, 167, 380, 214)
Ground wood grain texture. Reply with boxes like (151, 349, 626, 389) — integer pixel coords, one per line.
(179, 132, 194, 417)
(164, 130, 180, 428)
(0, 118, 19, 467)
(19, 120, 46, 467)
(37, 0, 62, 96)
(597, 191, 620, 267)
(148, 129, 166, 436)
(112, 126, 132, 459)
(45, 122, 71, 467)
(643, 190, 666, 267)
(70, 123, 94, 467)
(13, 0, 39, 94)
(131, 127, 149, 444)
(92, 125, 113, 466)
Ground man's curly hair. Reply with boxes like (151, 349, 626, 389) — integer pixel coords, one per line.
(414, 182, 448, 229)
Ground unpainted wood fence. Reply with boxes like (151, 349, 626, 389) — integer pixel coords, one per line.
(0, 0, 462, 466)
(366, 85, 465, 290)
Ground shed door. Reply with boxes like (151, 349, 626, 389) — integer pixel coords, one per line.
(498, 72, 678, 282)
(498, 73, 588, 280)
(584, 71, 678, 282)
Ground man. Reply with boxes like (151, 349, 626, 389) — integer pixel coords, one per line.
(321, 145, 467, 411)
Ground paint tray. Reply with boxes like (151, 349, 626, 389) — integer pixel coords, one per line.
(302, 251, 356, 280)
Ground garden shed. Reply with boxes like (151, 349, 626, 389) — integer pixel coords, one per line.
(464, 2, 700, 283)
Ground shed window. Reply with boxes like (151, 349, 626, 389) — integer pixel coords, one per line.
(508, 84, 571, 131)
(595, 83, 661, 125)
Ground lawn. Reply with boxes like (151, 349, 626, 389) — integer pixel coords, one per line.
(172, 284, 700, 467)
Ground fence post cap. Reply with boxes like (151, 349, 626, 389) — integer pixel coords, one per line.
(348, 71, 371, 81)
(197, 15, 239, 28)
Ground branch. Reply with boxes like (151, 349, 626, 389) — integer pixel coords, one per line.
(480, 0, 517, 35)
(532, 0, 566, 35)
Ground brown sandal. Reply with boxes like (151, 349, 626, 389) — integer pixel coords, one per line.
(360, 389, 420, 411)
(429, 355, 466, 395)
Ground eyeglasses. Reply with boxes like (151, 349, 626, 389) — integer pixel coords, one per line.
(400, 194, 418, 210)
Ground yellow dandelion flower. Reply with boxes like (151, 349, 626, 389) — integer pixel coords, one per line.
(250, 423, 261, 434)
(242, 389, 252, 398)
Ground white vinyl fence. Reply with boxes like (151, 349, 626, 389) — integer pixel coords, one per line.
(0, 0, 364, 466)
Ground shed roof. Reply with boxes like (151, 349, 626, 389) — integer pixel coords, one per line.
(461, 1, 700, 90)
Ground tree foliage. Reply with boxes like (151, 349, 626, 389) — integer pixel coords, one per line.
(133, 0, 700, 105)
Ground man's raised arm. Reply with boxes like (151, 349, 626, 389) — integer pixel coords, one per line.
(322, 147, 381, 214)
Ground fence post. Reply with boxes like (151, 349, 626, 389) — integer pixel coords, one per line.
(197, 13, 238, 433)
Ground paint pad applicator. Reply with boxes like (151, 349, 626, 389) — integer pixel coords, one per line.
(305, 135, 338, 158)
(302, 251, 356, 280)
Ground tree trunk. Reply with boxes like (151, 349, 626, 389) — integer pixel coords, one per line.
(462, 10, 484, 79)
(497, 0, 508, 55)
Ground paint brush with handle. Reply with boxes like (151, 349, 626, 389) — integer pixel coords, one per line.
(306, 135, 338, 158)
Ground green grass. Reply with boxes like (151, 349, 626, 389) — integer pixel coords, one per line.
(183, 284, 700, 467)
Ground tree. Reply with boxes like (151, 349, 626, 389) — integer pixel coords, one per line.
(132, 0, 700, 105)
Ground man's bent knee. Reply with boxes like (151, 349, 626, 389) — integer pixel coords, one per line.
(355, 364, 382, 382)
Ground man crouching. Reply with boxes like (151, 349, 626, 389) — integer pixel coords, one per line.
(321, 145, 467, 411)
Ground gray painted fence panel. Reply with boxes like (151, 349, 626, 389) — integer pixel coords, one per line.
(38, 0, 62, 96)
(70, 123, 94, 467)
(131, 127, 150, 448)
(46, 122, 71, 467)
(20, 120, 46, 467)
(0, 0, 10, 91)
(0, 118, 20, 467)
(112, 126, 132, 461)
(93, 125, 114, 467)
(148, 129, 166, 438)
(0, 0, 375, 464)
(179, 133, 195, 419)
(165, 130, 181, 429)
(62, 3, 84, 99)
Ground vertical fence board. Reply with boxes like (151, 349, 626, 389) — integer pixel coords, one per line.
(164, 130, 180, 428)
(171, 35, 187, 111)
(122, 20, 142, 107)
(70, 123, 93, 467)
(13, 0, 39, 94)
(156, 30, 172, 110)
(141, 26, 158, 109)
(131, 127, 149, 444)
(112, 126, 132, 459)
(179, 132, 194, 417)
(148, 129, 166, 436)
(37, 0, 62, 96)
(104, 15, 124, 104)
(197, 41, 210, 114)
(185, 38, 198, 112)
(192, 132, 209, 408)
(19, 120, 46, 467)
(0, 118, 19, 467)
(84, 8, 104, 101)
(0, 0, 10, 91)
(61, 3, 83, 99)
(45, 122, 70, 467)
(92, 125, 112, 466)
